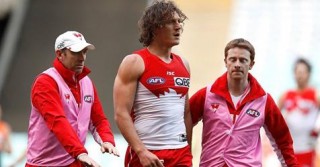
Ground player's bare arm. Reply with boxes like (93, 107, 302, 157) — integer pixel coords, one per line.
(180, 56, 192, 146)
(114, 54, 164, 167)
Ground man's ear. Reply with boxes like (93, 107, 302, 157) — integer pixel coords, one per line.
(249, 61, 255, 70)
(55, 50, 63, 60)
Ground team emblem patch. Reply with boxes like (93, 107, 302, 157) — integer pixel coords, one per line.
(73, 33, 83, 40)
(64, 93, 70, 103)
(211, 103, 219, 112)
(84, 95, 93, 103)
(246, 109, 260, 117)
(147, 77, 165, 85)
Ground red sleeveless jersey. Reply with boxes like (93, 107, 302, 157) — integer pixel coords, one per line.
(132, 48, 190, 150)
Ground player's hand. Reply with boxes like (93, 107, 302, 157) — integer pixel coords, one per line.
(77, 153, 100, 167)
(137, 149, 164, 167)
(100, 142, 120, 157)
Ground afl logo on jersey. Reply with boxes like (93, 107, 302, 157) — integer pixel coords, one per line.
(84, 95, 93, 103)
(246, 109, 260, 117)
(147, 77, 165, 85)
(174, 77, 190, 87)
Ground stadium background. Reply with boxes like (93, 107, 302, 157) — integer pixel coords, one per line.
(1, 0, 320, 166)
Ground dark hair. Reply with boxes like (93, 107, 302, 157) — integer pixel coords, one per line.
(224, 38, 255, 62)
(138, 0, 187, 46)
(294, 58, 312, 73)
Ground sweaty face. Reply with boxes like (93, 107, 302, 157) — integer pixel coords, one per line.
(225, 47, 253, 80)
(294, 63, 310, 88)
(58, 48, 88, 75)
(153, 12, 183, 47)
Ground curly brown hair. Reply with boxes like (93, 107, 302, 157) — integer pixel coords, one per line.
(138, 0, 187, 46)
(224, 38, 255, 62)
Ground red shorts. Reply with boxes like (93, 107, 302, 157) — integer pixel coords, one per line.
(125, 145, 192, 167)
(295, 150, 315, 167)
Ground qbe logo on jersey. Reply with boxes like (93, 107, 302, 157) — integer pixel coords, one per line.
(174, 77, 190, 87)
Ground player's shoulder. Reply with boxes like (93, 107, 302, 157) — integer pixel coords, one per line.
(118, 54, 144, 77)
(121, 53, 143, 65)
(178, 56, 190, 72)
